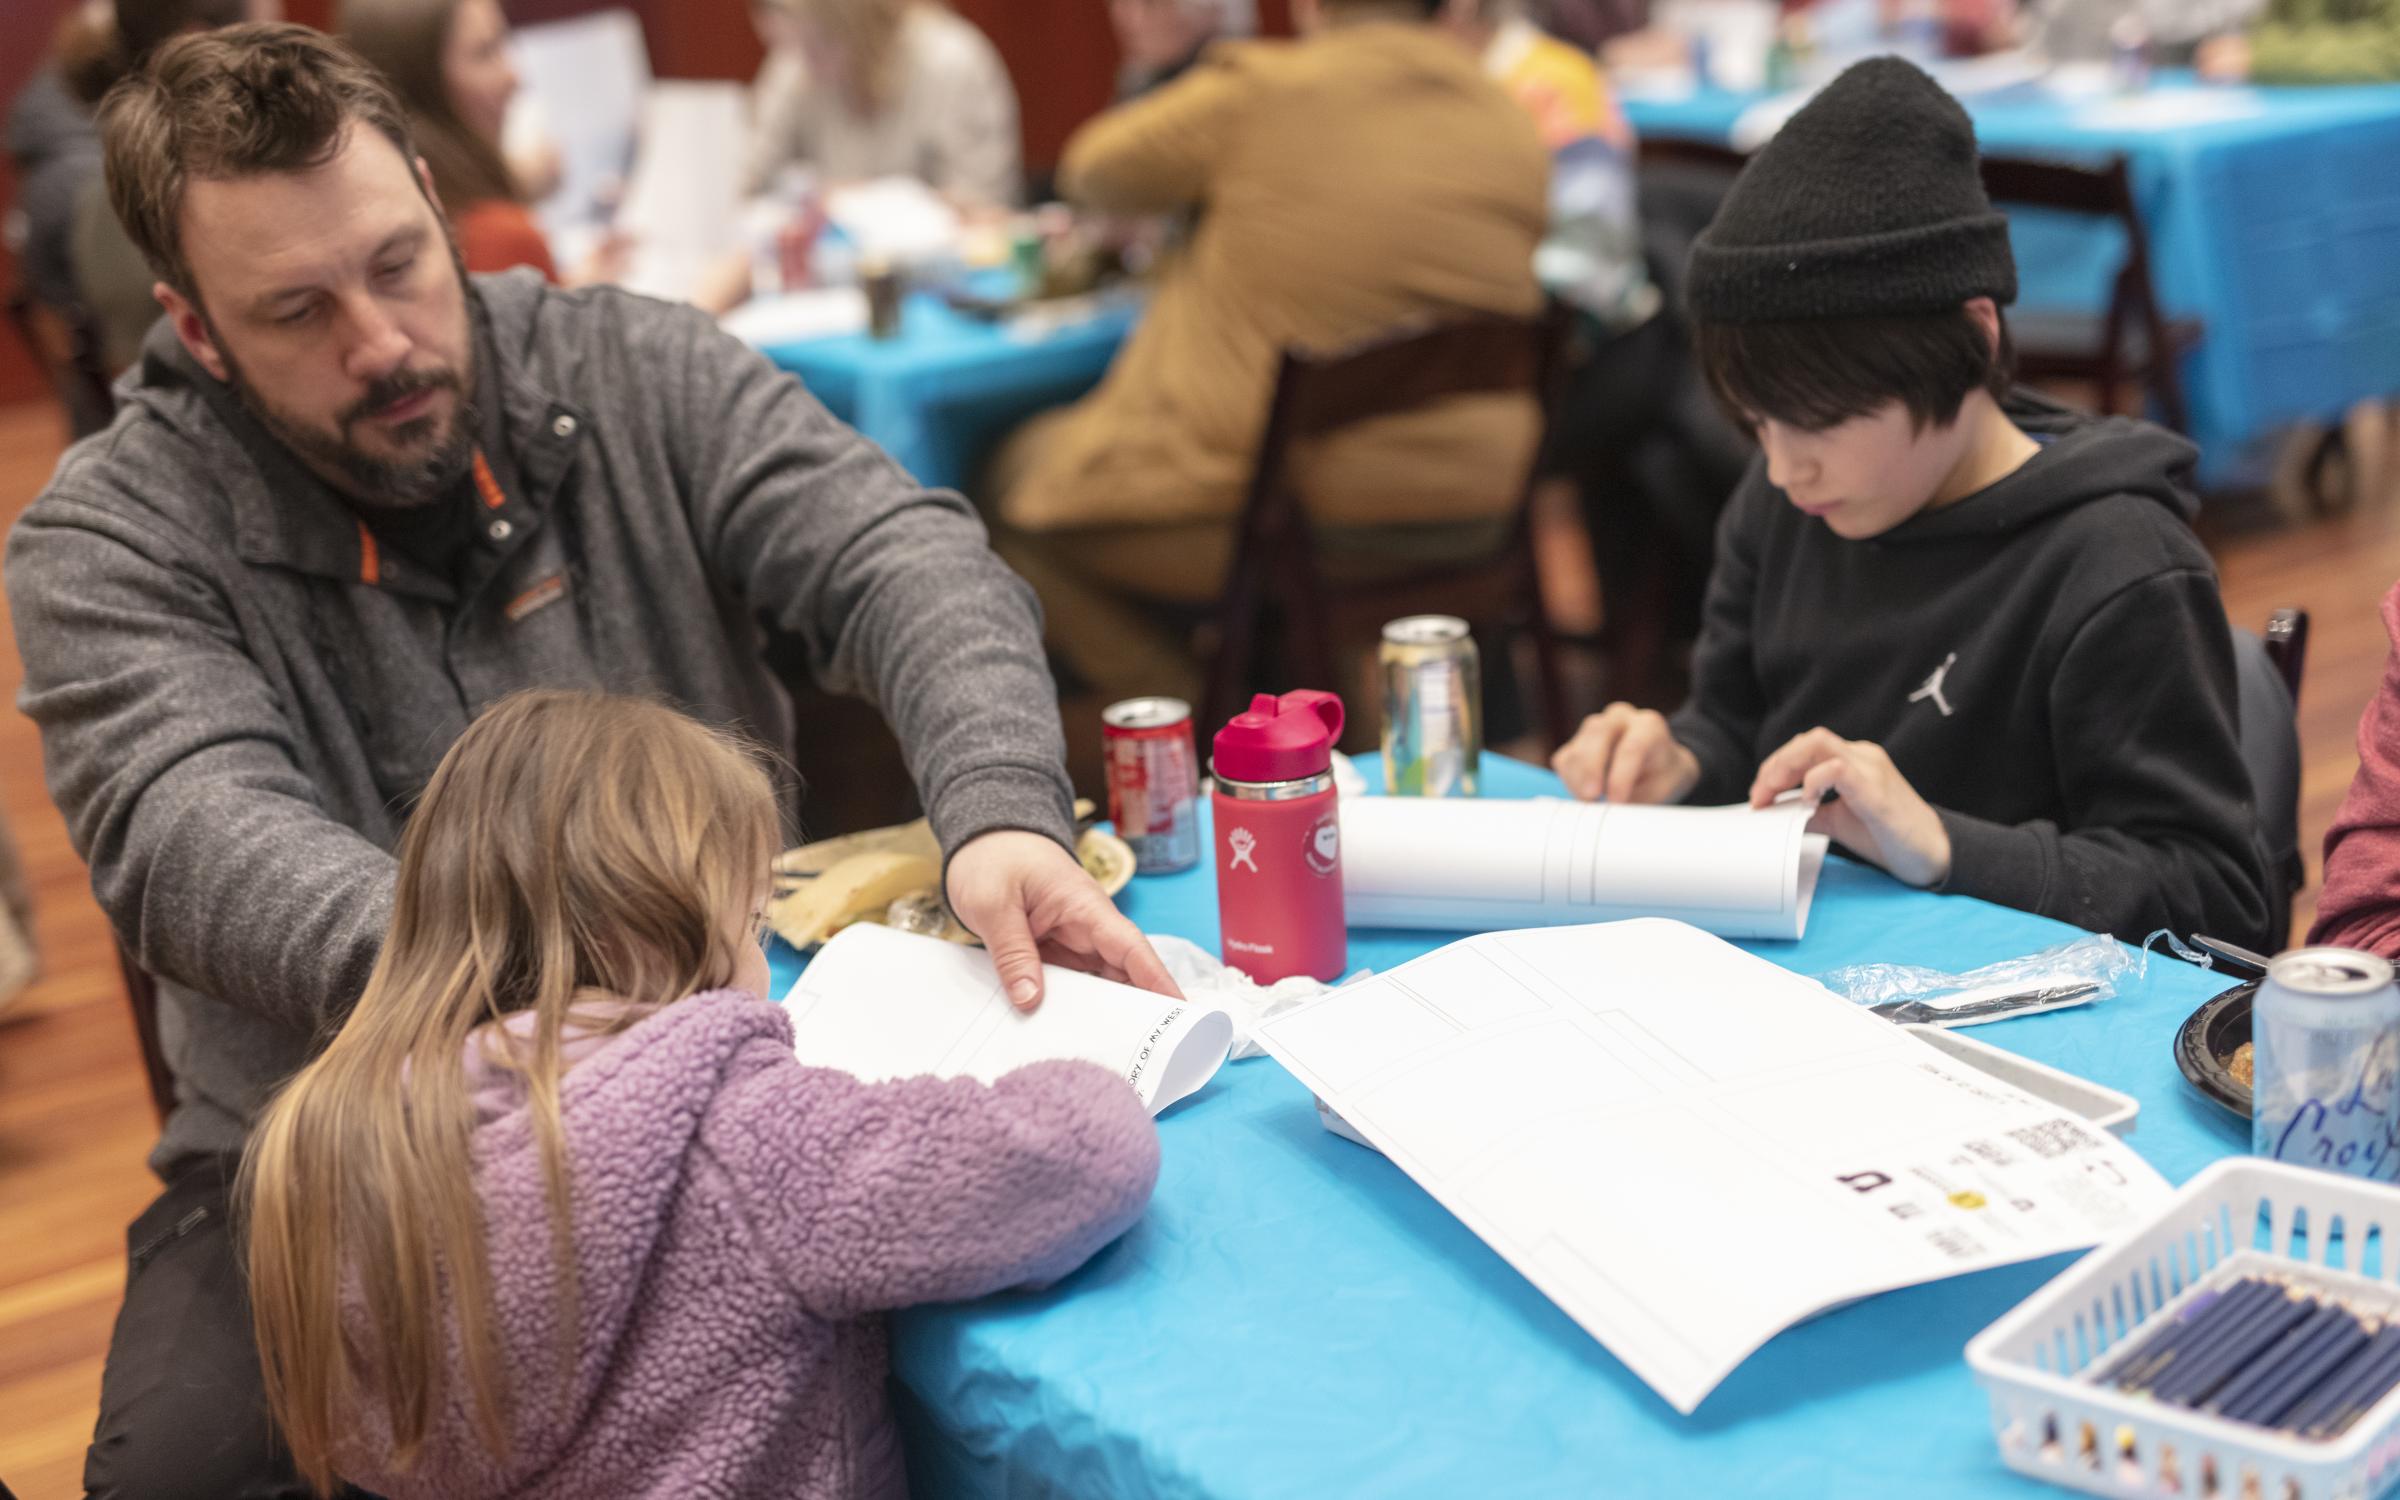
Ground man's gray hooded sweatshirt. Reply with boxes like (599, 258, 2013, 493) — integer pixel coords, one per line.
(7, 270, 1080, 1176)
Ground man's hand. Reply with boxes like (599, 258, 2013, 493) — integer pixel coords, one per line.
(945, 830, 1182, 1011)
(1552, 704, 1702, 804)
(1748, 728, 1953, 888)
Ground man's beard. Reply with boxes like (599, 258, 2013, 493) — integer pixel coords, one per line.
(205, 237, 482, 511)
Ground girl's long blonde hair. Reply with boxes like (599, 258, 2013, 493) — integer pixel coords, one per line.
(240, 691, 780, 1495)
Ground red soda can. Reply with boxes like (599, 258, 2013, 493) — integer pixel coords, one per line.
(1102, 697, 1201, 874)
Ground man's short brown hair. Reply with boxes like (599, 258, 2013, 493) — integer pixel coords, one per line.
(99, 22, 420, 299)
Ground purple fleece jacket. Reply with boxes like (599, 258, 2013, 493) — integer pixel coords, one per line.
(332, 989, 1161, 1499)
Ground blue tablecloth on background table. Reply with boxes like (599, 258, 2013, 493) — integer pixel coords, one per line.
(750, 291, 1139, 494)
(767, 755, 2252, 1498)
(1626, 77, 2400, 487)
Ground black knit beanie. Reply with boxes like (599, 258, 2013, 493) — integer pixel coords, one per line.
(1684, 57, 2017, 324)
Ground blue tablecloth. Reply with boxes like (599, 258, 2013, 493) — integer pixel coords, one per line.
(1627, 77, 2400, 486)
(767, 755, 2252, 1498)
(751, 291, 1139, 494)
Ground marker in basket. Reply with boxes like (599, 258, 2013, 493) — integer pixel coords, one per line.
(2202, 1300, 2357, 1416)
(2216, 1311, 2373, 1426)
(2285, 1323, 2400, 1436)
(2147, 1287, 2317, 1406)
(2108, 1279, 2270, 1391)
(2127, 1280, 2295, 1398)
(2171, 1295, 2338, 1409)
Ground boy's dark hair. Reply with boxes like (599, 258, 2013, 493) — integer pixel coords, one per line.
(1695, 306, 2016, 434)
(98, 22, 420, 299)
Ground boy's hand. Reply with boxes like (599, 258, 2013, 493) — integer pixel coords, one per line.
(1552, 704, 1702, 805)
(945, 830, 1182, 1011)
(1749, 729, 1952, 888)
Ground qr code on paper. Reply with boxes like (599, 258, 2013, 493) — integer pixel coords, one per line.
(2005, 1119, 2101, 1160)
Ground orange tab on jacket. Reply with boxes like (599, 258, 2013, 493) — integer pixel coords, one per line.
(472, 448, 508, 511)
(504, 572, 568, 624)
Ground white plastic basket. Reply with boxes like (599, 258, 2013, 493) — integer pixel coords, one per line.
(1967, 1160, 2400, 1500)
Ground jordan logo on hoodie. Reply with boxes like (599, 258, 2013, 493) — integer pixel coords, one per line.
(1909, 653, 1959, 717)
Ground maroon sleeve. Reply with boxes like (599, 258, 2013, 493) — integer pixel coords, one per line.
(2310, 581, 2400, 957)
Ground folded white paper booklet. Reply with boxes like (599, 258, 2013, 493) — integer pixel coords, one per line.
(1341, 796, 1830, 941)
(1251, 918, 2171, 1414)
(786, 923, 1233, 1114)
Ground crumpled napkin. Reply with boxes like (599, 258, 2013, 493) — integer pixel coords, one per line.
(1148, 934, 1366, 1059)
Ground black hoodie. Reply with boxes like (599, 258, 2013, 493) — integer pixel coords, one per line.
(1668, 390, 2274, 949)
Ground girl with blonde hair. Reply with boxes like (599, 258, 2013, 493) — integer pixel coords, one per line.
(746, 0, 1023, 208)
(241, 690, 1158, 1498)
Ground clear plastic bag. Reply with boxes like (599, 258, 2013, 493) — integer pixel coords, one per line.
(1817, 932, 2138, 1027)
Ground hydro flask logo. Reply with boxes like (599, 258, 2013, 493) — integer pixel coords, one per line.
(1228, 826, 1259, 872)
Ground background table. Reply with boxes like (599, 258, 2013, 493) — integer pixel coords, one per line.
(769, 756, 2249, 1498)
(1626, 76, 2400, 488)
(749, 290, 1139, 494)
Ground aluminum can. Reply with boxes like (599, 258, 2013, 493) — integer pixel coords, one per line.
(2252, 946, 2400, 1182)
(1102, 697, 1200, 874)
(1380, 615, 1482, 797)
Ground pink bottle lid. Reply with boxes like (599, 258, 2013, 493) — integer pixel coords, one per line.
(1211, 691, 1345, 785)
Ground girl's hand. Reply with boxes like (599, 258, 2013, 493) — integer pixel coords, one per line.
(1748, 729, 1952, 888)
(945, 830, 1181, 1011)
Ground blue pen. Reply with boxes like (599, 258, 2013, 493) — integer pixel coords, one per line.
(2300, 1329, 2400, 1438)
(2224, 1314, 2371, 1427)
(2152, 1290, 2318, 1407)
(2201, 1303, 2355, 1417)
(2287, 1324, 2400, 1436)
(2116, 1280, 2275, 1392)
(2106, 1281, 2236, 1389)
(2144, 1286, 2307, 1405)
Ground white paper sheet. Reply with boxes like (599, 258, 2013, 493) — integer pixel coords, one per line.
(786, 924, 1233, 1114)
(509, 9, 650, 232)
(616, 82, 748, 258)
(1340, 797, 1829, 940)
(1252, 919, 2171, 1413)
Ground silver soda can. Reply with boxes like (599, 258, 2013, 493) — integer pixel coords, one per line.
(1380, 615, 1482, 797)
(2252, 947, 2400, 1181)
(1101, 697, 1201, 874)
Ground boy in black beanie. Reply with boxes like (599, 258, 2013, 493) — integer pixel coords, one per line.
(1552, 56, 2274, 949)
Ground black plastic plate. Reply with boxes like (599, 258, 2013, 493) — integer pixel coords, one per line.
(2173, 979, 2258, 1119)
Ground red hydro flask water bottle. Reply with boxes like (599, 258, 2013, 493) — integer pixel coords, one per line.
(1211, 691, 1347, 983)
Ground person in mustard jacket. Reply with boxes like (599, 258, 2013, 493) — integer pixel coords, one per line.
(989, 0, 1550, 702)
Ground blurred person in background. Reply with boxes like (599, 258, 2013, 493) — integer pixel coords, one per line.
(0, 810, 34, 1015)
(1111, 0, 1230, 97)
(6, 2, 116, 433)
(1444, 0, 1749, 676)
(2017, 0, 2260, 63)
(985, 0, 1547, 704)
(745, 0, 1021, 210)
(340, 0, 558, 279)
(64, 0, 278, 376)
(2197, 0, 2400, 84)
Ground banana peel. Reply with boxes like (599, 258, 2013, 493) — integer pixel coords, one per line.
(767, 849, 938, 950)
(768, 801, 1135, 952)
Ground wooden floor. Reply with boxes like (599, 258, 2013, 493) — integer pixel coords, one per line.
(1, 399, 2398, 1498)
